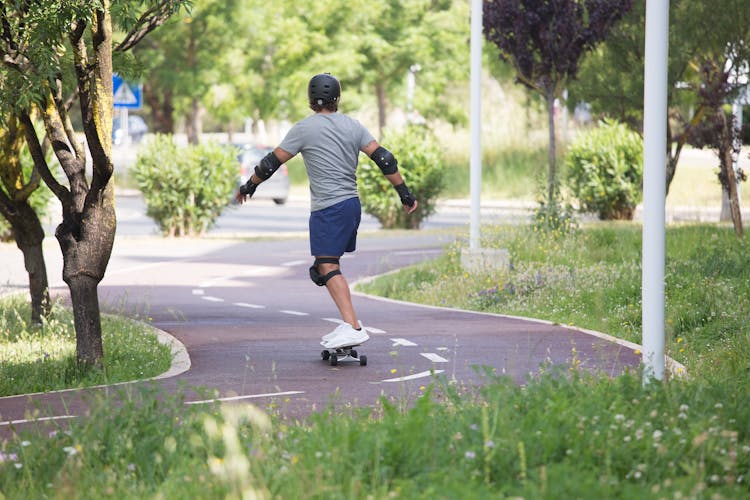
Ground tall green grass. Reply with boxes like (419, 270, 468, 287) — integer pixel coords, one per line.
(2, 224, 749, 498)
(0, 296, 173, 396)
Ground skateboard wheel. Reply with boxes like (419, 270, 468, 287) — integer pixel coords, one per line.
(350, 350, 358, 359)
(359, 355, 367, 366)
(330, 354, 338, 366)
(321, 350, 330, 361)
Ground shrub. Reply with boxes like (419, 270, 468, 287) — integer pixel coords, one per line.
(358, 125, 446, 229)
(565, 120, 643, 220)
(132, 135, 237, 236)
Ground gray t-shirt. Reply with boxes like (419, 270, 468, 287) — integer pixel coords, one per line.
(278, 113, 375, 211)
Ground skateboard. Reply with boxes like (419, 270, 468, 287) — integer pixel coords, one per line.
(321, 344, 367, 366)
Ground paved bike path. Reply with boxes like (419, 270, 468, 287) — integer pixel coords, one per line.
(0, 233, 644, 436)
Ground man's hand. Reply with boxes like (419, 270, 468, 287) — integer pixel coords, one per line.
(394, 183, 418, 214)
(236, 179, 258, 204)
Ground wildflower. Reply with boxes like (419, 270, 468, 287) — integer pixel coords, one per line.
(127, 463, 136, 472)
(14, 463, 22, 469)
(63, 446, 78, 457)
(653, 430, 663, 441)
(623, 436, 631, 443)
(614, 414, 625, 423)
(390, 368, 397, 374)
(465, 451, 476, 459)
(21, 441, 30, 447)
(485, 440, 495, 449)
(469, 424, 478, 431)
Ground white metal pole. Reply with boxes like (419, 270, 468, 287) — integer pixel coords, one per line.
(469, 0, 483, 250)
(642, 0, 670, 383)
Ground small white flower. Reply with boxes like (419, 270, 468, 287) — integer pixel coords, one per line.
(14, 463, 22, 469)
(679, 404, 689, 412)
(653, 430, 663, 441)
(20, 441, 30, 447)
(714, 403, 723, 409)
(614, 414, 625, 422)
(63, 446, 77, 456)
(484, 440, 495, 449)
(465, 451, 476, 459)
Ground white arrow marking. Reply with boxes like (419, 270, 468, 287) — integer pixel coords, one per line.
(383, 370, 444, 383)
(202, 296, 224, 302)
(421, 353, 449, 363)
(364, 326, 386, 334)
(192, 289, 204, 295)
(391, 338, 417, 347)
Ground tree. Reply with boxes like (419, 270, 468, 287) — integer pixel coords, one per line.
(0, 114, 50, 323)
(569, 0, 750, 215)
(0, 0, 187, 367)
(483, 0, 634, 204)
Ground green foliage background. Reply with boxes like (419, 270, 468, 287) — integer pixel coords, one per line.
(132, 135, 237, 236)
(358, 125, 445, 229)
(565, 120, 643, 220)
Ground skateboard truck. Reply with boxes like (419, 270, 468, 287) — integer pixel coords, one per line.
(321, 345, 367, 366)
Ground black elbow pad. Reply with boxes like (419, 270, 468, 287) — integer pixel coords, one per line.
(254, 151, 282, 180)
(370, 146, 398, 175)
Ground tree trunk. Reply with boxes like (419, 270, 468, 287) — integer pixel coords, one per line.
(186, 97, 202, 145)
(376, 81, 387, 141)
(67, 274, 104, 365)
(0, 200, 50, 323)
(546, 88, 557, 203)
(56, 189, 116, 368)
(720, 112, 743, 236)
(144, 82, 174, 134)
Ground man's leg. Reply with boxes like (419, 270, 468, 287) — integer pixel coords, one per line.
(316, 258, 359, 329)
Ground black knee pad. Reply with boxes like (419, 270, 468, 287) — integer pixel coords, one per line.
(309, 257, 341, 286)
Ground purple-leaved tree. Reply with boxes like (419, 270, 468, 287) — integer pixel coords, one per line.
(483, 0, 633, 204)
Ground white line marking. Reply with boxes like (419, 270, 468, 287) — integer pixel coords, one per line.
(201, 296, 224, 302)
(364, 326, 386, 334)
(383, 370, 444, 383)
(234, 302, 265, 309)
(281, 260, 307, 267)
(0, 415, 76, 427)
(421, 353, 449, 363)
(192, 289, 204, 295)
(185, 390, 305, 405)
(391, 338, 417, 347)
(280, 310, 308, 316)
(437, 347, 449, 351)
(392, 249, 443, 256)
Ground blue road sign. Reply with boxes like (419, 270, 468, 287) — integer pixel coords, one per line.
(113, 74, 143, 109)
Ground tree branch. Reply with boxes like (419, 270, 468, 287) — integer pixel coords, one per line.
(19, 111, 71, 209)
(115, 1, 182, 52)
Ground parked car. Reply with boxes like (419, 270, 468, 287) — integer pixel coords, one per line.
(234, 144, 289, 205)
(113, 115, 148, 145)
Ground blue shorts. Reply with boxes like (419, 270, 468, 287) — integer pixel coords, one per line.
(309, 197, 361, 257)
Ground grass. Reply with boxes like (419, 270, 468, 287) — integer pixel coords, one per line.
(0, 295, 173, 397)
(1, 224, 749, 498)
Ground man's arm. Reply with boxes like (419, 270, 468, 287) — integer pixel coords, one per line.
(361, 140, 418, 214)
(236, 147, 295, 204)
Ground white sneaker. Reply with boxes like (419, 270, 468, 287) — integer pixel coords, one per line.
(321, 322, 364, 342)
(320, 323, 369, 349)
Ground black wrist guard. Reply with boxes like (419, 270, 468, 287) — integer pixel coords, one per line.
(394, 183, 416, 208)
(239, 179, 258, 197)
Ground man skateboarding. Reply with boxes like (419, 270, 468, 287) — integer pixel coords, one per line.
(236, 73, 418, 349)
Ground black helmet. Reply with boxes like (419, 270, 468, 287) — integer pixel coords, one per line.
(308, 73, 341, 105)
